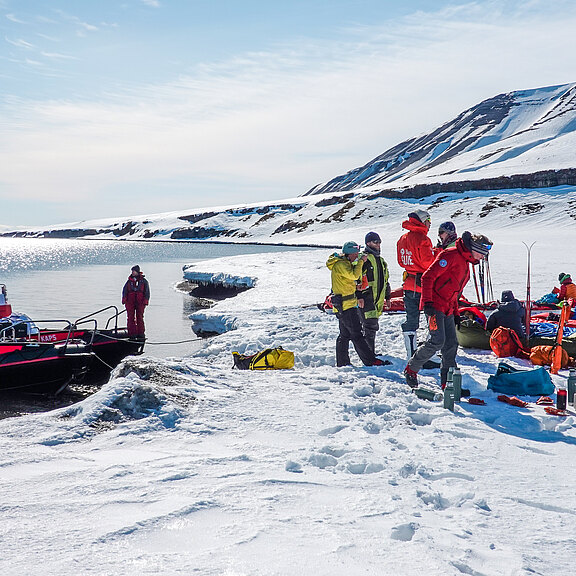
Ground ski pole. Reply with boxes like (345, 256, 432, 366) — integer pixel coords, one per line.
(478, 261, 485, 305)
(485, 256, 494, 302)
(472, 265, 480, 303)
(523, 242, 536, 341)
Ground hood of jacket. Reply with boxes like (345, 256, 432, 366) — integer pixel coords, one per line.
(401, 216, 429, 235)
(455, 237, 479, 264)
(326, 253, 346, 270)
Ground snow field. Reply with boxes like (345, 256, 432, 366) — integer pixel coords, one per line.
(1, 239, 576, 575)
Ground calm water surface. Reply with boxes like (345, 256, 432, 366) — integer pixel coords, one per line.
(0, 238, 304, 359)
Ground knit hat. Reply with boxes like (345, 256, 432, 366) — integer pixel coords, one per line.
(365, 231, 381, 244)
(501, 290, 514, 302)
(131, 265, 141, 273)
(438, 221, 456, 234)
(342, 241, 361, 255)
(407, 209, 430, 223)
(558, 272, 571, 283)
(462, 231, 493, 256)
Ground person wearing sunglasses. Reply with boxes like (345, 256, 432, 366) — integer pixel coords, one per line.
(357, 231, 391, 357)
(436, 221, 458, 252)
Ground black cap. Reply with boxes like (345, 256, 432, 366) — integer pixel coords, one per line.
(501, 290, 514, 302)
(365, 231, 381, 244)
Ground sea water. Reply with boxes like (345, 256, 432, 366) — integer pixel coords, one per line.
(0, 238, 304, 359)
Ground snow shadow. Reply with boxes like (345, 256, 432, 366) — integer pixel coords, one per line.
(456, 354, 576, 445)
(457, 403, 576, 445)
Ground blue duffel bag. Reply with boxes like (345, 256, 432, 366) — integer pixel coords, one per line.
(487, 363, 554, 396)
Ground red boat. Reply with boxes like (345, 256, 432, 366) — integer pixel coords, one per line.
(0, 285, 144, 394)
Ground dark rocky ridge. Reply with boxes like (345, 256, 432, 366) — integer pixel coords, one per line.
(305, 84, 576, 197)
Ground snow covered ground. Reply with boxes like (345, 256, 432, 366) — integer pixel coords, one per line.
(1, 225, 576, 575)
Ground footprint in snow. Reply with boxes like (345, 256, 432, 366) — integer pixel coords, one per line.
(318, 424, 347, 436)
(390, 522, 418, 541)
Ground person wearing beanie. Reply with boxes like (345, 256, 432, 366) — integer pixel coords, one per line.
(436, 221, 458, 252)
(396, 209, 436, 364)
(357, 231, 391, 355)
(122, 265, 151, 339)
(404, 231, 493, 389)
(486, 290, 526, 340)
(326, 242, 386, 367)
(553, 273, 576, 301)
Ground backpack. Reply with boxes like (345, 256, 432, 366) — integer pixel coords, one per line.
(232, 347, 295, 370)
(530, 345, 571, 369)
(489, 326, 528, 358)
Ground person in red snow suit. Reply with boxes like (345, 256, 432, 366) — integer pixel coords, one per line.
(122, 265, 150, 339)
(396, 209, 436, 361)
(403, 231, 493, 389)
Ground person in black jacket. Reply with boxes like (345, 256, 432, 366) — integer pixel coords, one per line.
(486, 290, 526, 340)
(357, 231, 391, 354)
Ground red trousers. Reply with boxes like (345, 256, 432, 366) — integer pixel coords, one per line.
(126, 302, 146, 337)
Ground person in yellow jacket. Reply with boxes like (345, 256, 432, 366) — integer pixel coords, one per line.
(326, 241, 385, 367)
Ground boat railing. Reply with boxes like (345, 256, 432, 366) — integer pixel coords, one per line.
(74, 305, 125, 332)
(0, 319, 76, 348)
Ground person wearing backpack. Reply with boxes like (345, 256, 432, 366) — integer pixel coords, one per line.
(403, 231, 493, 390)
(486, 290, 526, 340)
(357, 231, 391, 354)
(396, 210, 436, 360)
(326, 242, 386, 367)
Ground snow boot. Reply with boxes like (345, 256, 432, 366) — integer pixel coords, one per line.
(403, 331, 417, 359)
(404, 365, 419, 388)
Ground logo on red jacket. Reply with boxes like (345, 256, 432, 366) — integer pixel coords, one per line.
(439, 259, 447, 267)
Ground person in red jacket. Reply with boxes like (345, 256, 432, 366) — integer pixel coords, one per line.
(403, 231, 493, 389)
(122, 265, 150, 339)
(396, 209, 436, 360)
(553, 273, 576, 302)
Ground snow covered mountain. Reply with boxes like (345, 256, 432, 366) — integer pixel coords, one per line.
(306, 83, 576, 197)
(3, 83, 576, 243)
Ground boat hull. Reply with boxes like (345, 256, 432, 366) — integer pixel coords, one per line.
(0, 342, 93, 394)
(37, 328, 145, 382)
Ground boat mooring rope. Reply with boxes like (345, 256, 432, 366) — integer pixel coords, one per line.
(92, 330, 204, 346)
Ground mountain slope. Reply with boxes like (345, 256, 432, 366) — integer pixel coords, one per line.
(4, 83, 576, 243)
(306, 83, 576, 196)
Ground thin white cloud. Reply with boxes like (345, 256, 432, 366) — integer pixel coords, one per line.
(41, 51, 79, 61)
(1, 1, 576, 222)
(141, 0, 161, 7)
(5, 36, 35, 49)
(6, 13, 26, 24)
(51, 8, 99, 34)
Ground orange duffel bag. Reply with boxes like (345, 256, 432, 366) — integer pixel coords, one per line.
(530, 345, 572, 369)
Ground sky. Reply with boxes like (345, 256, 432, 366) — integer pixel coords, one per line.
(1, 0, 576, 227)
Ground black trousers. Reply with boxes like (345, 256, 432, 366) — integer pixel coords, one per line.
(361, 315, 379, 354)
(336, 307, 376, 366)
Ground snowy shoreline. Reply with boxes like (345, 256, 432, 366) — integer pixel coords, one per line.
(2, 231, 575, 575)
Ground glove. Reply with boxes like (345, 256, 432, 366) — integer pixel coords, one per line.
(454, 313, 462, 327)
(423, 302, 435, 316)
